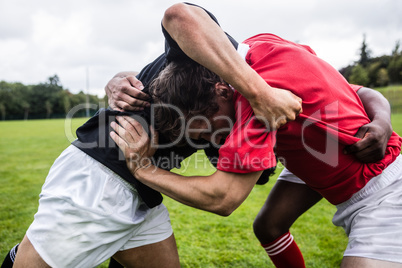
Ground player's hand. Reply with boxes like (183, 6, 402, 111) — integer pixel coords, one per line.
(249, 86, 302, 131)
(344, 120, 392, 163)
(105, 72, 150, 111)
(110, 116, 158, 174)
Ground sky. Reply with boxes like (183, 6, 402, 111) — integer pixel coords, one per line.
(0, 0, 401, 97)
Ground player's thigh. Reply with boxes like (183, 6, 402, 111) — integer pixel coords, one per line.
(258, 180, 322, 224)
(14, 235, 50, 268)
(113, 234, 180, 268)
(341, 256, 402, 268)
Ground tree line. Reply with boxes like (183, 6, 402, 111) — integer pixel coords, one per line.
(0, 75, 105, 120)
(340, 36, 402, 87)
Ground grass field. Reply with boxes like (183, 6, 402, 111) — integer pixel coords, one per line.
(1, 115, 401, 267)
(376, 85, 402, 114)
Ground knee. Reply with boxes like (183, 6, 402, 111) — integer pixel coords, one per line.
(253, 212, 290, 244)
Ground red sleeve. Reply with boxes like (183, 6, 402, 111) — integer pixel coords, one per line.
(217, 93, 277, 173)
(350, 84, 363, 92)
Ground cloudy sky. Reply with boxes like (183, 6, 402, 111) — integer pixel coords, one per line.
(0, 0, 401, 97)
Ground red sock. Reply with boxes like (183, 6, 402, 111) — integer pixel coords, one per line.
(261, 231, 305, 268)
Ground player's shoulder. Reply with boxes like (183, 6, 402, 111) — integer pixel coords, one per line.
(243, 33, 283, 44)
(244, 33, 316, 56)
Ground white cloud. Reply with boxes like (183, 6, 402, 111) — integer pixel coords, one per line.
(0, 0, 401, 97)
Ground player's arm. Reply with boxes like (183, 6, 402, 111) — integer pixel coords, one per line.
(162, 3, 302, 130)
(345, 87, 393, 162)
(110, 115, 261, 216)
(105, 71, 150, 111)
(135, 166, 260, 216)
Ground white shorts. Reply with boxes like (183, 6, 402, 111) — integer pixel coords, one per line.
(276, 168, 306, 184)
(26, 145, 173, 268)
(333, 155, 402, 263)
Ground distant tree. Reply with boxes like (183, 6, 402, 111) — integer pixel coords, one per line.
(29, 75, 64, 117)
(0, 76, 104, 120)
(388, 40, 402, 84)
(392, 40, 400, 56)
(59, 90, 72, 114)
(70, 91, 88, 108)
(102, 94, 109, 108)
(45, 100, 52, 118)
(0, 102, 5, 120)
(376, 68, 389, 87)
(0, 82, 9, 119)
(339, 64, 354, 81)
(358, 34, 371, 67)
(367, 61, 382, 87)
(22, 101, 30, 120)
(48, 74, 61, 86)
(0, 81, 31, 119)
(349, 64, 370, 86)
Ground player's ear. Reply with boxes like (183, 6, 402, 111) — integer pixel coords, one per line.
(214, 82, 233, 100)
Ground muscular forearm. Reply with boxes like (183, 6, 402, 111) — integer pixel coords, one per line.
(344, 87, 393, 161)
(135, 165, 261, 216)
(162, 3, 264, 101)
(110, 115, 262, 215)
(162, 3, 302, 130)
(357, 87, 391, 126)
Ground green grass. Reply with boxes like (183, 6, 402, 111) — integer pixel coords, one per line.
(392, 113, 402, 135)
(376, 85, 402, 113)
(0, 119, 87, 256)
(1, 115, 401, 267)
(169, 152, 345, 268)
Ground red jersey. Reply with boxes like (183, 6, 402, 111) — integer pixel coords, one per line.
(217, 33, 402, 205)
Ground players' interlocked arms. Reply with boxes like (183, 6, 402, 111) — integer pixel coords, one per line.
(4, 3, 401, 268)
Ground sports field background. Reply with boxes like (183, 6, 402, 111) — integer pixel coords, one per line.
(1, 112, 401, 267)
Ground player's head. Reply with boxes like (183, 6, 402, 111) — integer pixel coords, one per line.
(150, 61, 235, 146)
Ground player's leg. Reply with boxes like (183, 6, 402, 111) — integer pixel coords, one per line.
(9, 243, 126, 268)
(113, 234, 180, 268)
(13, 145, 179, 267)
(253, 170, 322, 268)
(341, 257, 402, 268)
(253, 180, 322, 243)
(1, 244, 19, 268)
(108, 257, 124, 268)
(14, 200, 178, 268)
(13, 236, 50, 268)
(334, 156, 402, 267)
(109, 196, 179, 268)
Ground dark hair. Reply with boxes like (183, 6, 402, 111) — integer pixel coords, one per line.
(150, 61, 223, 143)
